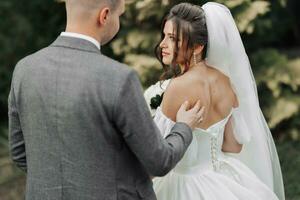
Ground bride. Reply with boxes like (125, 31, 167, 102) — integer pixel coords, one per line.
(145, 2, 285, 200)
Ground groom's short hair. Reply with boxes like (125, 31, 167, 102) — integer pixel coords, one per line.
(108, 0, 120, 10)
(63, 0, 120, 11)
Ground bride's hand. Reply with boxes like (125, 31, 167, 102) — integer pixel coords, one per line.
(176, 100, 205, 130)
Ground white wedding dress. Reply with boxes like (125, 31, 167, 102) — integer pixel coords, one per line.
(145, 2, 284, 199)
(152, 106, 279, 200)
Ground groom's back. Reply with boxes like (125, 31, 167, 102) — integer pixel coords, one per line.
(10, 37, 150, 200)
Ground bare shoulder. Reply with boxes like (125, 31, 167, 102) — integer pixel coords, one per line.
(207, 66, 239, 108)
(161, 74, 206, 121)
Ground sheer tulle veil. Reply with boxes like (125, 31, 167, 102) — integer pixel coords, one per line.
(201, 2, 285, 199)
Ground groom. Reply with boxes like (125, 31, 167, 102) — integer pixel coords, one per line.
(8, 0, 204, 199)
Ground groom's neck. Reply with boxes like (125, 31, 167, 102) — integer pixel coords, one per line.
(65, 23, 101, 44)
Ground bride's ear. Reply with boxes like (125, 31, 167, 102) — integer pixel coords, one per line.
(97, 7, 110, 26)
(193, 45, 204, 55)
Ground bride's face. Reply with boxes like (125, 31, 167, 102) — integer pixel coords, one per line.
(159, 20, 182, 65)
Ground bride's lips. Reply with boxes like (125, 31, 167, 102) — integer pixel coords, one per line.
(162, 51, 170, 57)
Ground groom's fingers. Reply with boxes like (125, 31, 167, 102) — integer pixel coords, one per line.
(190, 100, 201, 113)
(196, 106, 205, 121)
(197, 106, 205, 117)
(179, 100, 189, 112)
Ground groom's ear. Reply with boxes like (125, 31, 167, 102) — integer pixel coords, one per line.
(98, 7, 110, 26)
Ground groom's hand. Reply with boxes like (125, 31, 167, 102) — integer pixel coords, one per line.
(176, 100, 205, 130)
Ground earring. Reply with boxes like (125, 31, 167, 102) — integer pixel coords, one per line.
(193, 52, 197, 66)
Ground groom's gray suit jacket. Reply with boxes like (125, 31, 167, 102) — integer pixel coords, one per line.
(8, 36, 193, 200)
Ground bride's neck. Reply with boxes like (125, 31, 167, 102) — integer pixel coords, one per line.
(180, 60, 206, 73)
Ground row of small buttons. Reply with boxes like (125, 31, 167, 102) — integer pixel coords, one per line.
(210, 136, 218, 171)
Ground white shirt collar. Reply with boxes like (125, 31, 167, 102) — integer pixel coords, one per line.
(60, 32, 101, 50)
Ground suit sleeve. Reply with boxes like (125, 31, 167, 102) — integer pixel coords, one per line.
(113, 69, 193, 176)
(8, 80, 27, 172)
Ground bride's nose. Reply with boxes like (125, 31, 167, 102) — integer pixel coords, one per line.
(160, 38, 167, 49)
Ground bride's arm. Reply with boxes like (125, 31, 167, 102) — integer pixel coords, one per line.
(222, 117, 243, 153)
(221, 81, 243, 153)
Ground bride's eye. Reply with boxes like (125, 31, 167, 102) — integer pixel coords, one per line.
(169, 36, 176, 41)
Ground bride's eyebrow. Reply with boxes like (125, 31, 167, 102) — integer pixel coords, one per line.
(163, 32, 176, 37)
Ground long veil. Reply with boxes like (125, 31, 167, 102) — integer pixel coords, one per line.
(202, 2, 285, 200)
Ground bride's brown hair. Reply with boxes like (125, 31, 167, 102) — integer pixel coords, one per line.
(155, 3, 208, 81)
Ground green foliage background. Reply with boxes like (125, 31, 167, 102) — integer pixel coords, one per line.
(0, 0, 299, 199)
